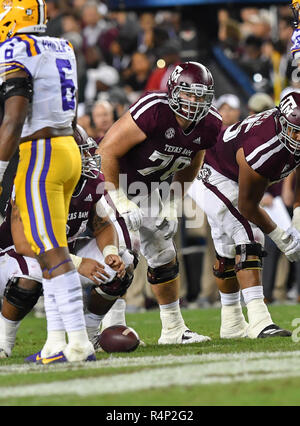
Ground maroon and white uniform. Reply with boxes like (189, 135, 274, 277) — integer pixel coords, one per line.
(115, 91, 222, 268)
(188, 109, 300, 258)
(0, 172, 137, 296)
(123, 92, 221, 191)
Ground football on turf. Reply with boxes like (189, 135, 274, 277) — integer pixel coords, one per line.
(98, 325, 140, 353)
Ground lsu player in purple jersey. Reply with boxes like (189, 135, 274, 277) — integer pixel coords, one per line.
(0, 125, 137, 359)
(97, 62, 222, 344)
(188, 91, 300, 339)
(291, 0, 300, 60)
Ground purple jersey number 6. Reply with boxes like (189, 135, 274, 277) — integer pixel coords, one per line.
(56, 58, 76, 111)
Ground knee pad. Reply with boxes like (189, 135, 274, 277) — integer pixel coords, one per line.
(213, 253, 236, 280)
(4, 277, 43, 315)
(147, 259, 179, 285)
(95, 270, 134, 300)
(235, 243, 267, 273)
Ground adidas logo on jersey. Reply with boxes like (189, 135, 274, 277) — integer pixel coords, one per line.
(281, 164, 290, 174)
(193, 137, 201, 145)
(84, 194, 93, 202)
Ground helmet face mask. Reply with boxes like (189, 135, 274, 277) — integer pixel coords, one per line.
(79, 137, 102, 180)
(74, 125, 101, 180)
(0, 0, 47, 43)
(278, 92, 300, 155)
(167, 62, 214, 123)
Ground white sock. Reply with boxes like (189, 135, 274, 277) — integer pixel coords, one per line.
(242, 286, 273, 338)
(242, 286, 264, 305)
(102, 298, 126, 330)
(85, 312, 104, 341)
(0, 313, 20, 356)
(159, 300, 185, 333)
(41, 279, 66, 357)
(51, 271, 86, 333)
(219, 291, 241, 306)
(43, 278, 65, 332)
(51, 270, 93, 358)
(51, 270, 94, 361)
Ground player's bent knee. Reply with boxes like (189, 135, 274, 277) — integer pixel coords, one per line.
(4, 277, 43, 315)
(235, 242, 266, 272)
(213, 253, 236, 280)
(147, 258, 179, 285)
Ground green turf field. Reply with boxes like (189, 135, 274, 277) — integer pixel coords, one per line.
(1, 304, 300, 406)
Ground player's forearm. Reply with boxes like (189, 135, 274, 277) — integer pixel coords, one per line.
(0, 120, 23, 161)
(239, 202, 277, 234)
(98, 149, 121, 190)
(92, 210, 119, 254)
(0, 92, 29, 162)
(95, 224, 119, 255)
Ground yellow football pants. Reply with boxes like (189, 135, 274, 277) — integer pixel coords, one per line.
(14, 136, 81, 255)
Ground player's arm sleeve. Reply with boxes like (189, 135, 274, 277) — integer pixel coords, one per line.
(0, 41, 34, 101)
(129, 94, 158, 135)
(203, 113, 223, 149)
(0, 75, 33, 102)
(242, 135, 275, 180)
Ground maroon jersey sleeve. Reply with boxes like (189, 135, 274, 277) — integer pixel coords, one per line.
(210, 109, 300, 183)
(241, 112, 296, 181)
(203, 107, 222, 150)
(129, 91, 169, 135)
(67, 173, 105, 243)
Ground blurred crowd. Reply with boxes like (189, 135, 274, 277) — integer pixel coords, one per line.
(44, 1, 300, 121)
(2, 0, 300, 312)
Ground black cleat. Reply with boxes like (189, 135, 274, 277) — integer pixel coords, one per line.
(257, 324, 292, 338)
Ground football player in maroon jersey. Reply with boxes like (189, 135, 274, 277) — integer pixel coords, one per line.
(97, 61, 222, 344)
(188, 91, 300, 338)
(0, 126, 137, 360)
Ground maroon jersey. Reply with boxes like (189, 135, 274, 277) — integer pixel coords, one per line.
(66, 172, 105, 249)
(119, 91, 222, 193)
(0, 173, 106, 251)
(205, 109, 300, 184)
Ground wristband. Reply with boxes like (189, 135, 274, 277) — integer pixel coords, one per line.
(268, 226, 289, 251)
(103, 245, 119, 258)
(0, 160, 9, 181)
(70, 254, 83, 269)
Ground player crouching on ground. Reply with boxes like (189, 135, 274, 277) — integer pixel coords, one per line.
(0, 126, 138, 362)
(188, 92, 300, 339)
